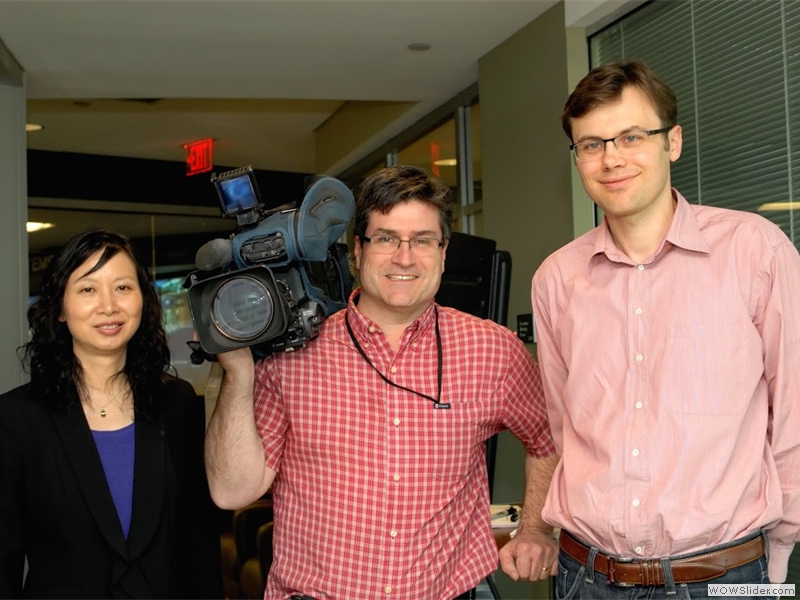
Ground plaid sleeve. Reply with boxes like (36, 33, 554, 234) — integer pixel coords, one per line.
(253, 356, 289, 473)
(500, 332, 556, 459)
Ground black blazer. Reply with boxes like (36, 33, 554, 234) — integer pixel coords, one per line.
(0, 377, 222, 599)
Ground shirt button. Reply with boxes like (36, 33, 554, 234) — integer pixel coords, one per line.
(390, 530, 397, 538)
(393, 474, 400, 482)
(412, 342, 418, 349)
(635, 546, 643, 554)
(635, 402, 643, 409)
(390, 366, 398, 374)
(637, 264, 644, 271)
(636, 354, 643, 362)
(368, 326, 376, 333)
(393, 418, 400, 426)
(385, 586, 392, 594)
(632, 498, 640, 507)
(635, 307, 643, 315)
(632, 449, 640, 456)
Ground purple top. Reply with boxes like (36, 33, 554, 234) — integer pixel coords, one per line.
(92, 423, 136, 539)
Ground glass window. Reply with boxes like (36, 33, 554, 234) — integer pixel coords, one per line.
(396, 117, 462, 232)
(466, 102, 484, 236)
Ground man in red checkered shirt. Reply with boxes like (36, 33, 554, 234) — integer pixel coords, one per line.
(205, 165, 558, 600)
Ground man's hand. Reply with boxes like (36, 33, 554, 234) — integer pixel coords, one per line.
(499, 529, 559, 581)
(215, 346, 255, 376)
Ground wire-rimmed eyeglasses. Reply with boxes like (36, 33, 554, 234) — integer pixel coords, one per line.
(361, 234, 444, 256)
(570, 126, 674, 161)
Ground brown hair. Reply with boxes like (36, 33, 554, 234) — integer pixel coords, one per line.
(354, 165, 453, 241)
(561, 60, 678, 140)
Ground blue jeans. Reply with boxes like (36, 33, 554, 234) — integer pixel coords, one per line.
(554, 534, 772, 600)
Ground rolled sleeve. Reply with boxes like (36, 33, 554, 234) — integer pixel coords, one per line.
(253, 357, 289, 473)
(501, 331, 555, 459)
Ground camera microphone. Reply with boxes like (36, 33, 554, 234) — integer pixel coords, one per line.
(195, 238, 234, 271)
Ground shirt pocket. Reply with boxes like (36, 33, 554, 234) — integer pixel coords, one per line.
(430, 398, 493, 479)
(664, 319, 758, 416)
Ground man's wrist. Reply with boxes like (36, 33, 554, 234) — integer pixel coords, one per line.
(516, 523, 555, 537)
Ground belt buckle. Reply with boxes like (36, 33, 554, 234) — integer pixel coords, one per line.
(606, 556, 636, 587)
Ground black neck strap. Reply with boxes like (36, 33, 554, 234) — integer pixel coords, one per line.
(344, 307, 449, 409)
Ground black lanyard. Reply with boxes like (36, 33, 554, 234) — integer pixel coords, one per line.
(344, 307, 449, 409)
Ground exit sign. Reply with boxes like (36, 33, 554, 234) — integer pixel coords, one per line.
(184, 138, 213, 176)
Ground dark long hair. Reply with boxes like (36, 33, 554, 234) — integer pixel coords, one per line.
(22, 229, 173, 419)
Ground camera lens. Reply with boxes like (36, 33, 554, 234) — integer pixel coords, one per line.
(211, 276, 275, 341)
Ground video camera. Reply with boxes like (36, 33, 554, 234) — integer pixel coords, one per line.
(184, 166, 354, 362)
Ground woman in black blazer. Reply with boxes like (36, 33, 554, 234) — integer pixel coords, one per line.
(0, 229, 222, 599)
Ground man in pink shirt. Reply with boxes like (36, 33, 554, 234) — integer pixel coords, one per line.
(528, 61, 800, 598)
(204, 165, 559, 599)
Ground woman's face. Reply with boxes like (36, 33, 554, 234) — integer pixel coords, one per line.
(60, 249, 143, 363)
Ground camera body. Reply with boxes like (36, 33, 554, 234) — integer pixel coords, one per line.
(184, 167, 354, 359)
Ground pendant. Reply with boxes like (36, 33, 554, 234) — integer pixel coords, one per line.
(100, 408, 107, 418)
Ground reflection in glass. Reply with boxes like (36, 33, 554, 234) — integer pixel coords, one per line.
(155, 277, 213, 395)
(396, 117, 461, 232)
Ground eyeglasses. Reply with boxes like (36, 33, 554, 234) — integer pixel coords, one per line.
(570, 126, 674, 161)
(361, 234, 444, 256)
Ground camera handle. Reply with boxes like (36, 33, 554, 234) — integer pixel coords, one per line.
(187, 341, 217, 365)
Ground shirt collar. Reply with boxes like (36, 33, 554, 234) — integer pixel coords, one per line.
(589, 188, 710, 268)
(345, 288, 438, 346)
(662, 189, 710, 254)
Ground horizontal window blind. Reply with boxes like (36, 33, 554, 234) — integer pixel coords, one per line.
(590, 0, 800, 249)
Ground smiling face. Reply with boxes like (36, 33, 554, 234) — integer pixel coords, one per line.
(60, 248, 143, 364)
(354, 199, 447, 326)
(572, 85, 682, 225)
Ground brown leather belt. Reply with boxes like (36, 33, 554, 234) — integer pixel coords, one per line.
(558, 531, 765, 587)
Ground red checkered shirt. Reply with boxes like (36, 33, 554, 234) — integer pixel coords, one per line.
(254, 292, 554, 600)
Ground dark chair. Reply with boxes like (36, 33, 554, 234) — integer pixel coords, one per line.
(240, 521, 274, 599)
(220, 528, 240, 599)
(219, 497, 273, 599)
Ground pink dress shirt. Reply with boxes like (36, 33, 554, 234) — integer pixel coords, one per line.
(253, 293, 555, 599)
(532, 190, 800, 583)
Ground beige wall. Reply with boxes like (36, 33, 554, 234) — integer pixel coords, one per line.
(478, 2, 582, 597)
(315, 100, 416, 174)
(566, 27, 595, 239)
(480, 2, 575, 332)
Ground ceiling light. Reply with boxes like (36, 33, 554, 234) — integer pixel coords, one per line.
(25, 123, 44, 132)
(758, 202, 800, 211)
(27, 222, 55, 233)
(433, 158, 457, 167)
(408, 43, 432, 52)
